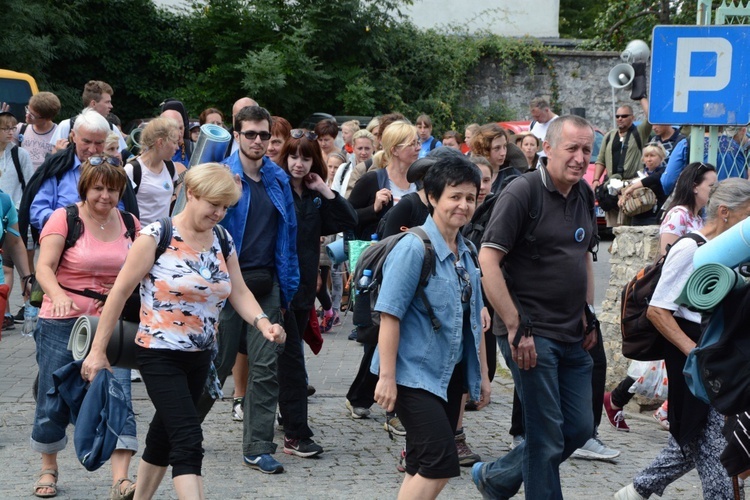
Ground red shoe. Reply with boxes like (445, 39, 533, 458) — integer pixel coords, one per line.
(603, 391, 630, 432)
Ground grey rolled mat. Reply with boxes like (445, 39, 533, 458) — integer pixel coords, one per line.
(68, 316, 140, 369)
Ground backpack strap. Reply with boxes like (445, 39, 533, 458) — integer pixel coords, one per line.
(119, 210, 137, 241)
(63, 204, 83, 252)
(375, 167, 389, 191)
(155, 217, 173, 262)
(429, 137, 438, 151)
(128, 158, 142, 194)
(364, 157, 374, 172)
(520, 173, 544, 261)
(408, 227, 441, 331)
(0, 193, 13, 248)
(213, 224, 231, 260)
(165, 160, 176, 180)
(10, 146, 26, 191)
(18, 124, 28, 147)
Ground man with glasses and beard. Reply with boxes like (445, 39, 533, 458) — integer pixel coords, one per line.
(592, 98, 650, 227)
(195, 105, 299, 475)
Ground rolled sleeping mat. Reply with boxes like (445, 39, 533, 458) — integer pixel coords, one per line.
(326, 238, 347, 264)
(188, 124, 232, 168)
(676, 263, 747, 312)
(68, 316, 140, 370)
(694, 217, 750, 269)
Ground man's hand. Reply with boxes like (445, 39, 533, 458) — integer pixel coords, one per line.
(582, 329, 598, 351)
(508, 327, 537, 370)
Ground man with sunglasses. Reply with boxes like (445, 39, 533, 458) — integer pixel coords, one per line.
(195, 105, 299, 475)
(592, 97, 650, 227)
(20, 108, 139, 242)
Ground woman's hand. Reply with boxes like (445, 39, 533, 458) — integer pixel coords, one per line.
(262, 323, 286, 344)
(477, 376, 492, 410)
(481, 307, 491, 332)
(373, 188, 392, 212)
(81, 350, 112, 382)
(304, 173, 331, 195)
(49, 293, 80, 317)
(619, 180, 643, 204)
(374, 376, 398, 413)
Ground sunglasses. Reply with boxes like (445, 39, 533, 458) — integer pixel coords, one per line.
(615, 114, 632, 119)
(454, 262, 473, 304)
(290, 129, 318, 141)
(695, 162, 714, 179)
(88, 155, 122, 167)
(239, 130, 272, 141)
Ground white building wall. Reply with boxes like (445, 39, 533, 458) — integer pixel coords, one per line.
(402, 0, 559, 37)
(153, 0, 560, 38)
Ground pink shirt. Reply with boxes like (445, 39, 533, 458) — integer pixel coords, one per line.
(39, 207, 140, 319)
(660, 205, 704, 238)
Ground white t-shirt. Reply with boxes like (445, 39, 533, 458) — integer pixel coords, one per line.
(0, 145, 34, 207)
(650, 232, 705, 324)
(50, 117, 127, 151)
(124, 158, 178, 225)
(15, 122, 57, 169)
(530, 115, 558, 158)
(389, 180, 417, 205)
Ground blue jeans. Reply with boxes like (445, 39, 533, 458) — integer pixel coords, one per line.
(479, 335, 593, 500)
(30, 318, 137, 454)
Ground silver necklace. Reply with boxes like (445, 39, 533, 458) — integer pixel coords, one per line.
(86, 204, 112, 230)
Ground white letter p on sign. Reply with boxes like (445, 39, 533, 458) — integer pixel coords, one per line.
(674, 37, 732, 113)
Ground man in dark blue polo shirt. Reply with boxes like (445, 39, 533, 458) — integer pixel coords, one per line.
(473, 115, 600, 499)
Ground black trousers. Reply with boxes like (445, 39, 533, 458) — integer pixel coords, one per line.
(346, 343, 378, 408)
(278, 308, 313, 440)
(137, 346, 211, 478)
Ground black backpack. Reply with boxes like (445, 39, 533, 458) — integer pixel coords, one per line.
(126, 157, 177, 194)
(620, 232, 705, 361)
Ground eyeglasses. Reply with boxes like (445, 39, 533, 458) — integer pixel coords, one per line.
(615, 114, 632, 119)
(239, 130, 272, 141)
(290, 129, 318, 141)
(88, 155, 122, 167)
(399, 139, 420, 149)
(25, 106, 38, 120)
(454, 262, 473, 304)
(0, 127, 14, 133)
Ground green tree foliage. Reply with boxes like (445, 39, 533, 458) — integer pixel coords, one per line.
(584, 0, 695, 50)
(559, 0, 606, 39)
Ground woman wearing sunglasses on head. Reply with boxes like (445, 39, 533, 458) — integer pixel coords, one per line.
(30, 155, 140, 499)
(372, 156, 491, 499)
(276, 129, 357, 457)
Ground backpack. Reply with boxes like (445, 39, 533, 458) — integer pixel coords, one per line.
(428, 137, 439, 151)
(9, 145, 26, 191)
(0, 191, 14, 248)
(350, 228, 432, 344)
(684, 284, 750, 415)
(126, 157, 176, 194)
(620, 232, 705, 361)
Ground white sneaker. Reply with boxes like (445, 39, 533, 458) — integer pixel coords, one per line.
(232, 398, 244, 421)
(130, 370, 142, 382)
(614, 484, 646, 500)
(572, 436, 620, 460)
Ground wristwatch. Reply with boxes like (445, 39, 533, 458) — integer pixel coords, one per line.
(253, 313, 269, 329)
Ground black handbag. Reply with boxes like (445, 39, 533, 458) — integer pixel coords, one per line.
(595, 183, 620, 212)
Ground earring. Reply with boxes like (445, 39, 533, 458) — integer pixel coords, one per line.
(724, 217, 728, 223)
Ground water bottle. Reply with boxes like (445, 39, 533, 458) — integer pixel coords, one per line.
(370, 233, 379, 242)
(22, 300, 39, 337)
(357, 269, 373, 294)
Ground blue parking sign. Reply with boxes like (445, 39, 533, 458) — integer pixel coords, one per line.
(650, 26, 750, 126)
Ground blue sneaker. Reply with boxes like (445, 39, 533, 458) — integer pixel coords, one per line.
(243, 453, 284, 474)
(472, 462, 492, 499)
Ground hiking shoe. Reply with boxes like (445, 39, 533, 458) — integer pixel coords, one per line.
(3, 315, 14, 331)
(243, 453, 284, 474)
(307, 385, 316, 397)
(345, 400, 371, 419)
(509, 435, 524, 450)
(283, 436, 323, 458)
(396, 447, 406, 473)
(572, 436, 620, 460)
(603, 392, 630, 432)
(130, 370, 142, 382)
(614, 483, 646, 500)
(384, 415, 406, 436)
(320, 310, 339, 333)
(232, 397, 244, 421)
(455, 431, 481, 466)
(13, 306, 25, 324)
(348, 329, 358, 340)
(653, 407, 670, 431)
